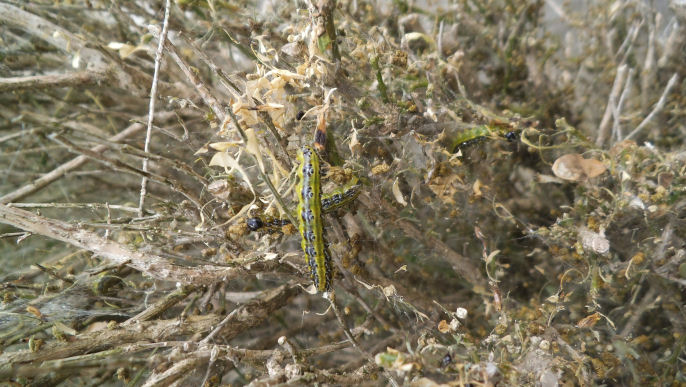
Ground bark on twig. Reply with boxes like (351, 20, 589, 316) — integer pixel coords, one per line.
(1, 283, 301, 380)
(0, 70, 111, 92)
(0, 204, 279, 286)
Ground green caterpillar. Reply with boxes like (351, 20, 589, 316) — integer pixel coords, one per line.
(246, 177, 360, 233)
(450, 125, 519, 153)
(244, 145, 359, 293)
(296, 145, 331, 293)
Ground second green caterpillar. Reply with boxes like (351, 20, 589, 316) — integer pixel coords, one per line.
(246, 177, 359, 232)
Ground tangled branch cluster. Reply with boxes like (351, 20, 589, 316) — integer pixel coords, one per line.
(1, 1, 684, 385)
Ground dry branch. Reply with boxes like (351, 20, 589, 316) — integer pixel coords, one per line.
(0, 70, 111, 92)
(2, 1, 684, 385)
(2, 283, 301, 380)
(0, 112, 176, 204)
(0, 204, 279, 285)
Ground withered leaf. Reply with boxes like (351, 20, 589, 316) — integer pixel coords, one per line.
(552, 154, 607, 181)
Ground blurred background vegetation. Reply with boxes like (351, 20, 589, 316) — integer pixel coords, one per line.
(1, 0, 685, 385)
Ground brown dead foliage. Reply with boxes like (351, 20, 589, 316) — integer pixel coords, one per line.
(1, 1, 685, 386)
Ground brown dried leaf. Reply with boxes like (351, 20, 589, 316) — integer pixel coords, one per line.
(552, 154, 606, 181)
(349, 128, 361, 155)
(437, 319, 450, 333)
(208, 142, 239, 152)
(472, 179, 484, 198)
(576, 312, 601, 328)
(392, 177, 407, 206)
(26, 305, 43, 319)
(371, 163, 390, 175)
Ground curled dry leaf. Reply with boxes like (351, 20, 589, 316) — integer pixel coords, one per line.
(53, 321, 77, 336)
(209, 152, 236, 169)
(552, 154, 607, 181)
(576, 312, 601, 328)
(208, 142, 239, 152)
(578, 227, 610, 255)
(349, 127, 361, 155)
(244, 128, 265, 172)
(472, 179, 484, 198)
(26, 305, 43, 319)
(280, 42, 303, 57)
(402, 32, 436, 52)
(207, 180, 230, 200)
(392, 177, 408, 206)
(371, 163, 390, 175)
(383, 284, 397, 298)
(438, 319, 450, 333)
(209, 152, 255, 196)
(107, 42, 146, 59)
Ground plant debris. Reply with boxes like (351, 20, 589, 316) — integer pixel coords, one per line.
(1, 1, 685, 386)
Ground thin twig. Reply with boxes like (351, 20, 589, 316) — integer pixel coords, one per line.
(48, 133, 204, 214)
(619, 286, 658, 338)
(0, 204, 281, 286)
(640, 17, 657, 111)
(327, 294, 399, 387)
(123, 285, 196, 325)
(615, 21, 642, 65)
(157, 32, 226, 123)
(624, 73, 678, 141)
(142, 356, 202, 387)
(596, 64, 627, 147)
(0, 112, 175, 204)
(6, 202, 139, 213)
(199, 283, 301, 344)
(0, 70, 110, 92)
(139, 0, 172, 217)
(613, 67, 635, 142)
